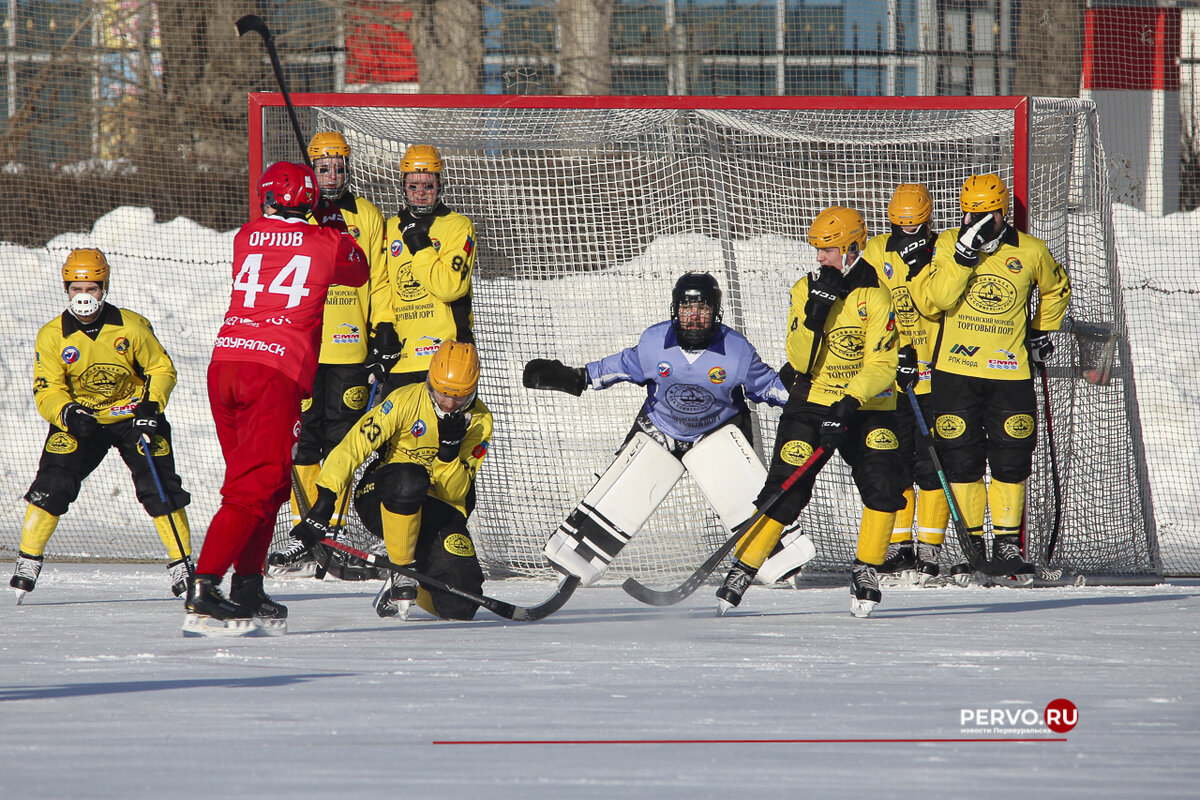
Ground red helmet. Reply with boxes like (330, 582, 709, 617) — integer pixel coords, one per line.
(257, 161, 320, 215)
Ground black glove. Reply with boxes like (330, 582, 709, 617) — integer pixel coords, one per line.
(777, 362, 798, 391)
(818, 396, 860, 452)
(892, 229, 933, 279)
(364, 323, 403, 385)
(289, 486, 338, 549)
(397, 209, 433, 253)
(1028, 329, 1055, 365)
(803, 266, 848, 332)
(523, 359, 587, 396)
(896, 345, 919, 392)
(131, 399, 161, 440)
(437, 411, 469, 462)
(954, 214, 993, 268)
(60, 402, 99, 438)
(314, 198, 348, 232)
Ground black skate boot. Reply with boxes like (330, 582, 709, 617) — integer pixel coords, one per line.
(182, 575, 255, 637)
(715, 560, 756, 616)
(230, 573, 289, 635)
(878, 542, 917, 574)
(10, 551, 44, 605)
(266, 536, 317, 578)
(949, 536, 987, 586)
(373, 572, 419, 620)
(167, 559, 190, 598)
(992, 534, 1036, 585)
(850, 559, 882, 618)
(915, 542, 941, 587)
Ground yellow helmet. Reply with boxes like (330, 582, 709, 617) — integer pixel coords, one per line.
(400, 144, 444, 175)
(960, 174, 1009, 216)
(888, 184, 932, 226)
(307, 131, 350, 160)
(62, 248, 110, 286)
(428, 340, 479, 399)
(807, 206, 867, 255)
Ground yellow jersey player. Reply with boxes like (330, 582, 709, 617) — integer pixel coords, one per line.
(862, 183, 948, 585)
(367, 145, 477, 394)
(269, 131, 388, 577)
(914, 174, 1071, 581)
(288, 341, 492, 621)
(715, 207, 905, 618)
(11, 248, 192, 603)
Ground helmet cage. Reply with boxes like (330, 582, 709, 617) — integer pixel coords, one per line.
(401, 144, 445, 215)
(671, 272, 723, 350)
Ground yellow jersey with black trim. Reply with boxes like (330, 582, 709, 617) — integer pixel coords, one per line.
(916, 226, 1071, 381)
(308, 193, 387, 364)
(33, 304, 177, 427)
(374, 206, 476, 375)
(862, 232, 942, 397)
(315, 382, 492, 518)
(786, 260, 899, 410)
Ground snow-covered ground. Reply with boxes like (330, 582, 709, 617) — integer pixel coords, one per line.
(1, 565, 1198, 798)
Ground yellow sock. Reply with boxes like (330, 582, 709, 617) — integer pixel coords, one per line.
(732, 515, 786, 570)
(381, 506, 421, 566)
(291, 463, 322, 526)
(952, 479, 987, 535)
(988, 479, 1026, 537)
(855, 507, 894, 565)
(916, 487, 950, 546)
(891, 487, 915, 543)
(153, 509, 191, 561)
(18, 505, 59, 557)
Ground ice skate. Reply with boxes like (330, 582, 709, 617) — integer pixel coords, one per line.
(950, 536, 987, 587)
(915, 542, 941, 587)
(167, 559, 190, 598)
(373, 572, 419, 620)
(182, 575, 256, 637)
(878, 542, 917, 587)
(992, 534, 1036, 586)
(10, 552, 43, 605)
(715, 560, 756, 616)
(850, 559, 881, 618)
(266, 537, 318, 578)
(230, 573, 288, 635)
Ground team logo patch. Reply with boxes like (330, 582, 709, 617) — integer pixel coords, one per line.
(708, 366, 727, 384)
(431, 238, 441, 251)
(886, 311, 895, 331)
(300, 397, 313, 413)
(665, 383, 715, 414)
(1004, 414, 1035, 439)
(826, 327, 865, 361)
(62, 346, 80, 364)
(857, 301, 868, 319)
(443, 533, 475, 557)
(657, 360, 672, 378)
(1006, 257, 1023, 274)
(780, 439, 815, 466)
(864, 427, 899, 450)
(46, 431, 77, 454)
(113, 337, 130, 354)
(883, 261, 894, 279)
(936, 414, 967, 440)
(472, 441, 488, 459)
(382, 400, 393, 415)
(349, 225, 361, 239)
(79, 363, 132, 396)
(137, 435, 171, 457)
(463, 236, 475, 258)
(343, 385, 368, 411)
(965, 274, 1018, 315)
(390, 239, 403, 256)
(412, 419, 427, 437)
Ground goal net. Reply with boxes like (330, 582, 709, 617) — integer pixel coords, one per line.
(250, 94, 1158, 583)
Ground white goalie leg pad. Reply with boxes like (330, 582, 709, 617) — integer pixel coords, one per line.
(682, 424, 766, 533)
(543, 432, 685, 586)
(756, 528, 818, 585)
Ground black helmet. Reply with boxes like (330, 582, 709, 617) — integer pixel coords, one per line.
(671, 272, 722, 350)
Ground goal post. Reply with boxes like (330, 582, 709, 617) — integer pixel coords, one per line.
(246, 92, 1158, 583)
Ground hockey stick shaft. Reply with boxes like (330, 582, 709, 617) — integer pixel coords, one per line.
(140, 433, 194, 579)
(904, 385, 993, 573)
(1038, 364, 1064, 562)
(621, 445, 829, 606)
(235, 14, 311, 168)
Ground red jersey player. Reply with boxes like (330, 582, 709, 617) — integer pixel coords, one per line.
(183, 161, 368, 637)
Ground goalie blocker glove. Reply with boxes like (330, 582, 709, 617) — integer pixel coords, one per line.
(289, 487, 338, 549)
(953, 214, 993, 268)
(803, 266, 848, 332)
(523, 359, 587, 396)
(1028, 329, 1055, 365)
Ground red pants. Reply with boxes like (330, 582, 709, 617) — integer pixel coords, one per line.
(197, 361, 303, 578)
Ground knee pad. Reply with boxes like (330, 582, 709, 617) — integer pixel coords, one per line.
(855, 456, 907, 513)
(989, 447, 1034, 484)
(25, 469, 82, 518)
(375, 463, 430, 516)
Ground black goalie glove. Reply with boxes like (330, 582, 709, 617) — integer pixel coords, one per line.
(523, 359, 587, 396)
(818, 396, 860, 452)
(896, 345, 919, 392)
(289, 487, 338, 550)
(803, 266, 848, 332)
(1028, 329, 1055, 365)
(397, 209, 434, 253)
(437, 411, 469, 462)
(132, 399, 161, 441)
(60, 402, 100, 439)
(364, 323, 403, 385)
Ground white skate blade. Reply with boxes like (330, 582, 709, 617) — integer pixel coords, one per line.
(266, 560, 318, 579)
(716, 599, 734, 617)
(181, 613, 257, 638)
(396, 600, 412, 621)
(13, 588, 28, 605)
(850, 598, 878, 618)
(251, 617, 288, 636)
(879, 569, 918, 588)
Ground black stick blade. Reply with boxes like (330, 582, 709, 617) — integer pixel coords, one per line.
(235, 14, 270, 40)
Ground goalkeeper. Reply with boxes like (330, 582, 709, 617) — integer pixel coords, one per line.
(912, 173, 1071, 581)
(523, 272, 807, 590)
